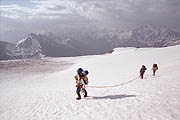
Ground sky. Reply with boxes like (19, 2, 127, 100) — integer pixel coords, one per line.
(0, 0, 180, 43)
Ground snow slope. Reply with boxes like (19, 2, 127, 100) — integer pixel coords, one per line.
(0, 45, 180, 120)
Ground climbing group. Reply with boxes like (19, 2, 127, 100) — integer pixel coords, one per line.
(139, 63, 159, 79)
(74, 63, 158, 100)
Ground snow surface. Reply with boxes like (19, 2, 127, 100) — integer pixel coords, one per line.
(0, 45, 180, 120)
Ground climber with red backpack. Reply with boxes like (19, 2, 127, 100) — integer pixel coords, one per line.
(74, 68, 89, 100)
(152, 64, 158, 76)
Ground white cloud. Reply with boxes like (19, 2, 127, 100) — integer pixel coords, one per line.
(1, 0, 180, 42)
(1, 0, 179, 22)
(0, 0, 78, 19)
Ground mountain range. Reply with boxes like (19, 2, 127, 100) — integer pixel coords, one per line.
(0, 24, 180, 60)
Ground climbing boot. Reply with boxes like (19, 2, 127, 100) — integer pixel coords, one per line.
(76, 97, 81, 100)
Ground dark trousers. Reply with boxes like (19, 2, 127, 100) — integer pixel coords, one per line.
(140, 72, 144, 79)
(153, 70, 156, 76)
(76, 86, 87, 98)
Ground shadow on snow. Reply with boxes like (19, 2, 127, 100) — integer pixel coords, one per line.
(88, 94, 136, 100)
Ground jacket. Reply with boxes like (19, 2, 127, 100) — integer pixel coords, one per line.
(140, 67, 147, 73)
(74, 74, 86, 88)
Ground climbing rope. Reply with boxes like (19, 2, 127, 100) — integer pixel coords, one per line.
(86, 76, 140, 88)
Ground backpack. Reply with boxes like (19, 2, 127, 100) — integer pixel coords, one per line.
(153, 64, 158, 68)
(82, 70, 89, 85)
(153, 64, 157, 67)
(153, 64, 158, 70)
(140, 65, 147, 73)
(82, 76, 88, 85)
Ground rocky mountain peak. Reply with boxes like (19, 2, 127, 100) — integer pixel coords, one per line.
(1, 24, 180, 60)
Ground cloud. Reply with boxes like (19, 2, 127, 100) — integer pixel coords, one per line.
(0, 0, 180, 42)
(47, 5, 67, 11)
(0, 0, 76, 19)
(1, 0, 179, 22)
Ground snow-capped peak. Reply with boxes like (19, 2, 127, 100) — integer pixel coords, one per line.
(106, 24, 180, 47)
(16, 38, 27, 47)
(16, 34, 40, 49)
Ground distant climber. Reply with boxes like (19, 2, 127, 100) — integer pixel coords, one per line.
(74, 68, 89, 100)
(140, 65, 147, 79)
(152, 64, 158, 76)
